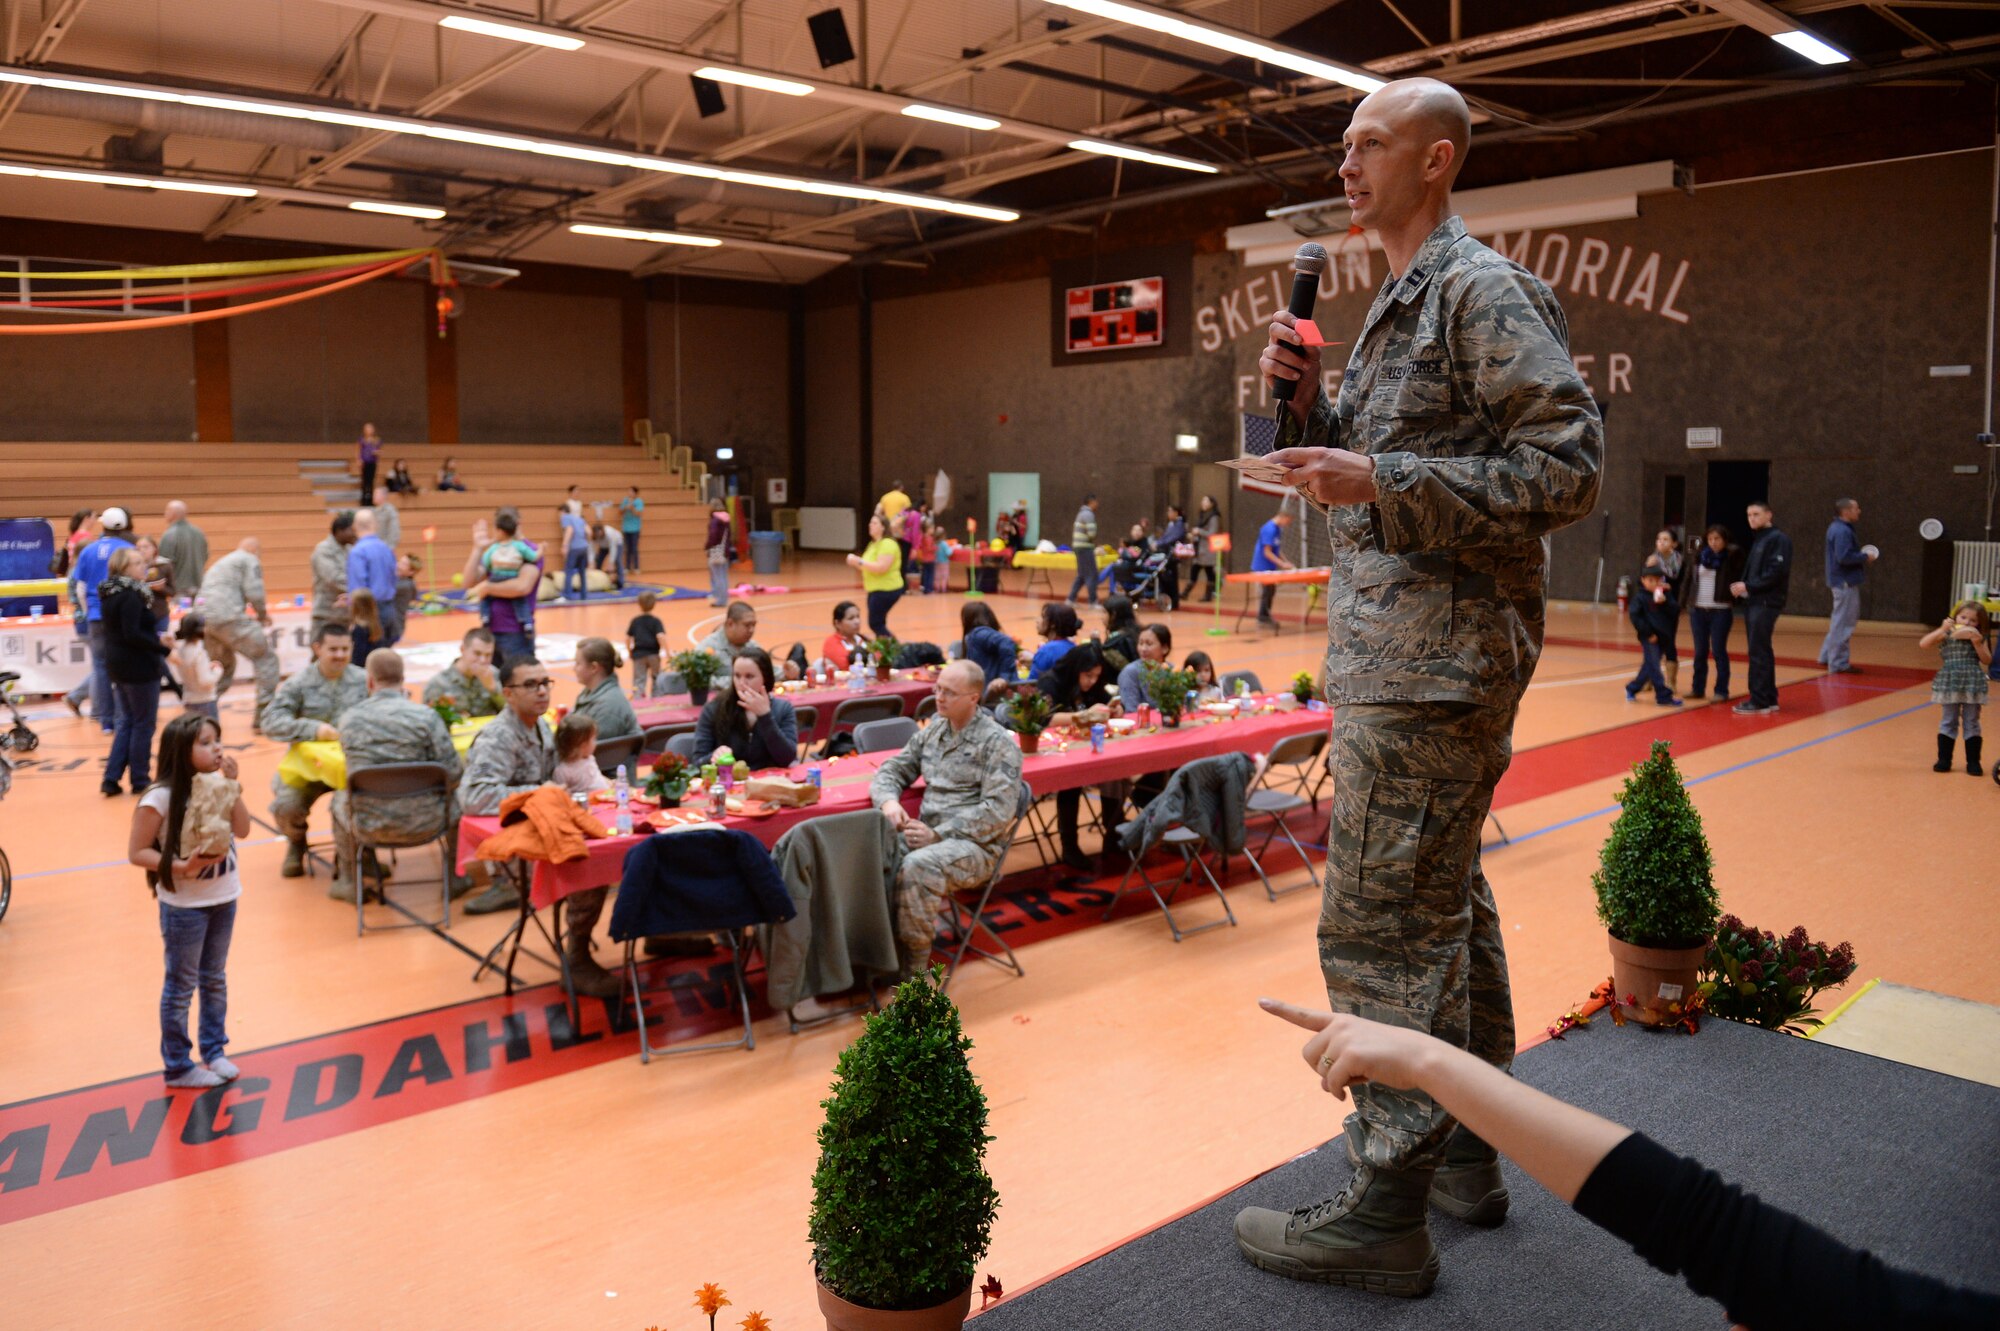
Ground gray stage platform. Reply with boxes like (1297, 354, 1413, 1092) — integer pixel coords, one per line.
(975, 1015, 2000, 1329)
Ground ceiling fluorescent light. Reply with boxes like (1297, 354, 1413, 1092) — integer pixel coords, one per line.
(902, 104, 1000, 131)
(1770, 30, 1850, 64)
(0, 161, 255, 196)
(1070, 139, 1218, 173)
(438, 15, 585, 51)
(350, 200, 446, 219)
(693, 66, 814, 97)
(0, 64, 1014, 223)
(1047, 0, 1385, 93)
(571, 223, 724, 247)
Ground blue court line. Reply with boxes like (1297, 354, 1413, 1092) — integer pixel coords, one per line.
(1481, 699, 1934, 852)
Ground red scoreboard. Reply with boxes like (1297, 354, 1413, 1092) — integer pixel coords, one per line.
(1064, 276, 1164, 354)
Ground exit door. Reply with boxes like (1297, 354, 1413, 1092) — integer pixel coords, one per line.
(1703, 460, 1770, 545)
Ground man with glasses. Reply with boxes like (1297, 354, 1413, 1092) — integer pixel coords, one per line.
(459, 656, 558, 915)
(869, 660, 1022, 975)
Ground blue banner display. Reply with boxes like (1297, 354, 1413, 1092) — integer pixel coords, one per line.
(0, 518, 58, 617)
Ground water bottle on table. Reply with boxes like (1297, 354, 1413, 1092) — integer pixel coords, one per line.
(613, 763, 632, 836)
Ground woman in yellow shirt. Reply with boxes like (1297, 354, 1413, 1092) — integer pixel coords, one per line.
(848, 513, 905, 638)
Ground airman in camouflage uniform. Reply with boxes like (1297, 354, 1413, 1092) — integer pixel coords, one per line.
(309, 513, 356, 641)
(328, 652, 464, 902)
(265, 627, 369, 877)
(423, 627, 504, 719)
(198, 540, 280, 729)
(1234, 79, 1602, 1298)
(869, 662, 1023, 972)
(457, 658, 558, 915)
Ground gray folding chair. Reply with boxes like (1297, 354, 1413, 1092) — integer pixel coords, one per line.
(666, 732, 699, 760)
(344, 762, 457, 937)
(1101, 757, 1246, 942)
(1243, 731, 1327, 899)
(790, 705, 819, 760)
(829, 694, 903, 737)
(940, 781, 1032, 990)
(653, 670, 686, 699)
(593, 732, 644, 778)
(643, 722, 696, 754)
(1219, 669, 1264, 696)
(914, 694, 939, 723)
(853, 716, 918, 754)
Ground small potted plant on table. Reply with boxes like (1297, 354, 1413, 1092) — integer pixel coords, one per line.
(863, 635, 901, 682)
(1142, 662, 1197, 729)
(643, 751, 691, 808)
(811, 969, 998, 1331)
(1001, 686, 1053, 754)
(1593, 740, 1720, 1025)
(672, 648, 724, 707)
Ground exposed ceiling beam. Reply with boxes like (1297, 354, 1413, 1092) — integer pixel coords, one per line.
(0, 0, 90, 136)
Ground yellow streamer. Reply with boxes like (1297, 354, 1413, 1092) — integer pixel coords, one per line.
(22, 248, 431, 281)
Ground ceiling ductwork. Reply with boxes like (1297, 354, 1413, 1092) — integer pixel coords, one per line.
(12, 85, 849, 218)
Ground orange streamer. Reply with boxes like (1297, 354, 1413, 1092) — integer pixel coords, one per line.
(0, 255, 418, 335)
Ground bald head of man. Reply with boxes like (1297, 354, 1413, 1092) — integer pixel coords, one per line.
(164, 500, 188, 523)
(353, 509, 377, 537)
(1341, 77, 1472, 263)
(238, 537, 261, 556)
(935, 659, 987, 728)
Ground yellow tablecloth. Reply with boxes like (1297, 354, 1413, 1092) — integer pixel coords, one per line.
(279, 714, 495, 790)
(1009, 548, 1113, 572)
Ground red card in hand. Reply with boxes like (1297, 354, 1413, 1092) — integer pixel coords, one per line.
(1293, 318, 1328, 347)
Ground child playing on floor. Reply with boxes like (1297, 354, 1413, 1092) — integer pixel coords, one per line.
(626, 591, 666, 698)
(1624, 567, 1683, 707)
(1920, 600, 1992, 775)
(172, 614, 223, 720)
(1184, 650, 1224, 703)
(552, 713, 611, 796)
(129, 713, 250, 1090)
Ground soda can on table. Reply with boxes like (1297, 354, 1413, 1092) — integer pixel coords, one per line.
(806, 765, 823, 789)
(1090, 723, 1106, 754)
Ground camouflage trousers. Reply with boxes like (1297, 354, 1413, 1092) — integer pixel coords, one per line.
(1320, 699, 1518, 1172)
(330, 789, 461, 883)
(206, 617, 279, 728)
(895, 837, 995, 971)
(270, 776, 332, 847)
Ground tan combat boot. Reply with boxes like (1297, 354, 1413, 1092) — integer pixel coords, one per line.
(1429, 1127, 1509, 1227)
(1233, 1149, 1439, 1297)
(562, 886, 624, 1000)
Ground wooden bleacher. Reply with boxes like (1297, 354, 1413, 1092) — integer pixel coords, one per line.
(4, 440, 712, 595)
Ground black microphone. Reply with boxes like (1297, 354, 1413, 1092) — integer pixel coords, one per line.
(1271, 242, 1328, 421)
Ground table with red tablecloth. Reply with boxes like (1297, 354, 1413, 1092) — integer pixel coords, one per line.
(632, 673, 937, 745)
(1226, 566, 1330, 632)
(456, 700, 1330, 912)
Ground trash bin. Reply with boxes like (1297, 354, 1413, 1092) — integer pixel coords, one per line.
(749, 530, 786, 575)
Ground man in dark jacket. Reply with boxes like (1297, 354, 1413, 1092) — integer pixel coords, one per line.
(1624, 568, 1684, 707)
(100, 546, 170, 795)
(1731, 502, 1791, 716)
(1819, 498, 1875, 675)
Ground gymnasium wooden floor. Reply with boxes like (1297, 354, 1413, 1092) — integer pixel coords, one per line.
(1, 558, 1989, 1329)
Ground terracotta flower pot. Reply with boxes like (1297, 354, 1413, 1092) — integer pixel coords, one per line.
(817, 1277, 972, 1331)
(1607, 931, 1708, 1026)
(877, 665, 893, 683)
(1017, 729, 1041, 754)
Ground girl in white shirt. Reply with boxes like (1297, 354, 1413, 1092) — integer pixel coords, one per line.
(172, 615, 224, 719)
(128, 713, 250, 1089)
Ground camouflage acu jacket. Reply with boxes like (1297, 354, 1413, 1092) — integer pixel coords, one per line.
(1279, 215, 1602, 706)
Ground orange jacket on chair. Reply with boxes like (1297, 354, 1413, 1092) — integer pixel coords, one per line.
(473, 785, 610, 864)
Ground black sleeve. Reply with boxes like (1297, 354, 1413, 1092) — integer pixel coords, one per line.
(1573, 1133, 2000, 1331)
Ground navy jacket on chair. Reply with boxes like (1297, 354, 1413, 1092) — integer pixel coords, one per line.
(610, 828, 796, 940)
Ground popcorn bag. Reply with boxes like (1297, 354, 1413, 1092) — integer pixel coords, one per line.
(179, 771, 241, 860)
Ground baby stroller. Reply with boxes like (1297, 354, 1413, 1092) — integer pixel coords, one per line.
(0, 671, 38, 754)
(1117, 549, 1174, 608)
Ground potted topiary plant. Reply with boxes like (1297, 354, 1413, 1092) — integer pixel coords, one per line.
(672, 648, 724, 707)
(1593, 740, 1720, 1025)
(1001, 686, 1053, 754)
(1699, 916, 1857, 1034)
(1290, 671, 1317, 705)
(1142, 663, 1197, 729)
(811, 968, 998, 1331)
